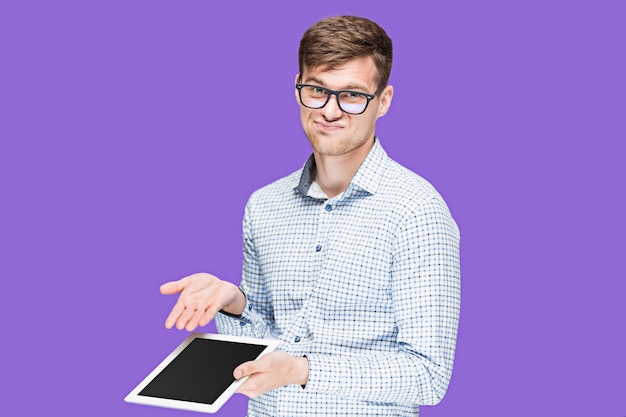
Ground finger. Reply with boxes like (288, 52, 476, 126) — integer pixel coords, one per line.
(164, 302, 185, 329)
(236, 375, 256, 397)
(236, 374, 266, 398)
(198, 306, 218, 328)
(185, 306, 209, 331)
(176, 304, 198, 330)
(159, 278, 188, 295)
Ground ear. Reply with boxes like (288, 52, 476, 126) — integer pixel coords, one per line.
(376, 85, 394, 118)
(294, 73, 301, 103)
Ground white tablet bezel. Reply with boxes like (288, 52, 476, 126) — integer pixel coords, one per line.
(125, 333, 279, 414)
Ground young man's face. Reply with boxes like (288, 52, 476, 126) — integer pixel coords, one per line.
(296, 56, 393, 158)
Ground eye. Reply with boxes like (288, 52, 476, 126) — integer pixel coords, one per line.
(339, 91, 367, 104)
(312, 86, 326, 94)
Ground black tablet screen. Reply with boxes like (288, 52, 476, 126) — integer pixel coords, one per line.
(138, 338, 267, 404)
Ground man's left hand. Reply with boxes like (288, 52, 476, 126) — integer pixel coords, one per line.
(234, 351, 309, 398)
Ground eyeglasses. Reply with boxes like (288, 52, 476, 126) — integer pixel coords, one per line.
(295, 83, 383, 115)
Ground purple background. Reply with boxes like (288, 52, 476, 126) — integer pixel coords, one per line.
(1, 1, 624, 416)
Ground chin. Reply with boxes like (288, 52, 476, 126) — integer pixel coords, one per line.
(307, 134, 342, 155)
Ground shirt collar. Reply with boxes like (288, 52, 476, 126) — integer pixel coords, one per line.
(294, 137, 388, 199)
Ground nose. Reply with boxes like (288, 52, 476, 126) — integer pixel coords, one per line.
(321, 93, 343, 120)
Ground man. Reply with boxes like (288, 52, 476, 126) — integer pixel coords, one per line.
(160, 15, 460, 417)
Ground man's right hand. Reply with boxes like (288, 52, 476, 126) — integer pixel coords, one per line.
(159, 273, 246, 331)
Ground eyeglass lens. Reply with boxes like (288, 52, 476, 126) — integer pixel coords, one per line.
(299, 86, 369, 114)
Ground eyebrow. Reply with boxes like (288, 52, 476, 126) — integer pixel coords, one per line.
(302, 76, 371, 93)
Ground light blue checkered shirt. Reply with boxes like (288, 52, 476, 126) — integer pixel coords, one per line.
(216, 138, 461, 416)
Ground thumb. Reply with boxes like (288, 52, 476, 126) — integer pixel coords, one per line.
(159, 278, 187, 295)
(234, 360, 257, 380)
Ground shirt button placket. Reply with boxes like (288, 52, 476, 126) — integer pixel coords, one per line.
(316, 201, 334, 254)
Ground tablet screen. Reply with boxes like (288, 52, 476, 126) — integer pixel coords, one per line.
(138, 338, 266, 404)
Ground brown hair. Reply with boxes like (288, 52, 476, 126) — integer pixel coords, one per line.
(298, 16, 393, 89)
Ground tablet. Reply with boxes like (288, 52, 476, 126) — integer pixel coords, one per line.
(125, 333, 279, 413)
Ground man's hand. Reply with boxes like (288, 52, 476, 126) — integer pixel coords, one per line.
(234, 351, 309, 398)
(160, 272, 245, 331)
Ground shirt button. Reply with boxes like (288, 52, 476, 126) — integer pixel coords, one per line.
(315, 245, 322, 251)
(294, 336, 301, 343)
(325, 204, 332, 211)
(239, 322, 246, 327)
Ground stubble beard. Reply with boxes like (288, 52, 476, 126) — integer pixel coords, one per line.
(306, 128, 374, 158)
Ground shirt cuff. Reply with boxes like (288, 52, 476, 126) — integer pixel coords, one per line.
(301, 353, 347, 395)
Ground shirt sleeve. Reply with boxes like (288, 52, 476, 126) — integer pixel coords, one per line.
(303, 197, 461, 405)
(215, 199, 275, 339)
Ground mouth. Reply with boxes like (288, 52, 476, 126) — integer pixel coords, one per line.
(314, 121, 344, 132)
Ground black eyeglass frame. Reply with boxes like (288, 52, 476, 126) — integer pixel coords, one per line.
(295, 83, 384, 115)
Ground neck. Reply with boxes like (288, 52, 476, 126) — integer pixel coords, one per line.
(313, 138, 375, 198)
